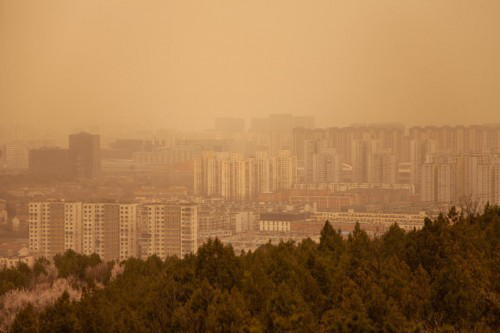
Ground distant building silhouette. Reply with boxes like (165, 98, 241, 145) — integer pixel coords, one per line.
(69, 132, 101, 178)
(29, 147, 70, 178)
(215, 117, 245, 132)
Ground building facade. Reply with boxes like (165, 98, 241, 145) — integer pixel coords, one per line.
(29, 202, 198, 261)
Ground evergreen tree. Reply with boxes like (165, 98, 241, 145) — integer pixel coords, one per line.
(9, 304, 39, 333)
(39, 292, 80, 332)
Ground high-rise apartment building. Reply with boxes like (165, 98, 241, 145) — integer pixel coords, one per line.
(29, 202, 197, 261)
(28, 202, 132, 261)
(303, 139, 341, 184)
(103, 204, 121, 261)
(63, 202, 83, 253)
(29, 202, 198, 261)
(248, 152, 272, 198)
(29, 202, 131, 261)
(194, 150, 297, 200)
(410, 139, 437, 193)
(421, 163, 436, 202)
(409, 125, 499, 155)
(271, 150, 297, 191)
(220, 154, 247, 201)
(141, 204, 198, 259)
(420, 153, 499, 206)
(372, 151, 397, 184)
(194, 151, 218, 197)
(118, 204, 139, 261)
(29, 202, 69, 259)
(436, 163, 457, 204)
(81, 203, 105, 258)
(78, 203, 121, 262)
(421, 159, 459, 204)
(350, 140, 373, 183)
(195, 152, 248, 200)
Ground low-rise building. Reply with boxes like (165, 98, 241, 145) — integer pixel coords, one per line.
(315, 209, 427, 232)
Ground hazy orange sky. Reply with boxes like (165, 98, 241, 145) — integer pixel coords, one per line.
(1, 0, 499, 131)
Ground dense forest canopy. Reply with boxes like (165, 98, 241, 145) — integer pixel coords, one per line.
(1, 205, 499, 332)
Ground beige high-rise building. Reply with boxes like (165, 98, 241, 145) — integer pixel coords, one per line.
(436, 163, 457, 204)
(29, 202, 84, 259)
(194, 150, 297, 200)
(29, 202, 140, 262)
(29, 202, 64, 259)
(475, 164, 497, 206)
(194, 152, 248, 201)
(248, 151, 272, 198)
(81, 203, 124, 261)
(371, 151, 397, 184)
(410, 139, 437, 193)
(142, 204, 198, 259)
(310, 148, 341, 183)
(409, 125, 499, 156)
(220, 154, 247, 201)
(81, 203, 104, 258)
(421, 163, 436, 202)
(63, 202, 83, 253)
(467, 155, 500, 206)
(118, 204, 139, 261)
(350, 140, 372, 183)
(271, 150, 297, 191)
(421, 161, 457, 204)
(420, 153, 499, 206)
(194, 151, 219, 197)
(303, 139, 341, 183)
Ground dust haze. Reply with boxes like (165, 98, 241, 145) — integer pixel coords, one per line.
(1, 0, 500, 133)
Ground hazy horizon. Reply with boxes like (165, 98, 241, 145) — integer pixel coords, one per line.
(1, 0, 500, 131)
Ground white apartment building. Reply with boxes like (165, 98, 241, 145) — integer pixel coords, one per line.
(271, 150, 297, 191)
(421, 163, 436, 202)
(350, 140, 373, 183)
(194, 150, 297, 200)
(29, 202, 53, 259)
(29, 201, 200, 262)
(29, 202, 140, 261)
(372, 152, 397, 184)
(420, 154, 499, 206)
(220, 155, 247, 201)
(63, 202, 83, 253)
(29, 202, 71, 259)
(194, 152, 219, 197)
(179, 204, 198, 257)
(142, 204, 198, 259)
(302, 139, 342, 184)
(82, 203, 105, 258)
(248, 152, 272, 197)
(119, 204, 139, 261)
